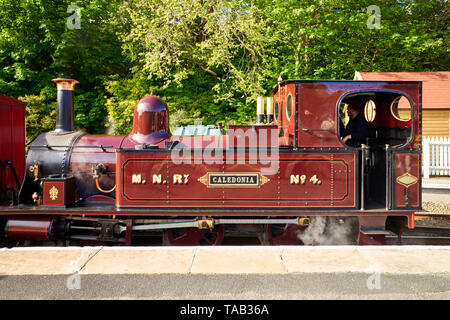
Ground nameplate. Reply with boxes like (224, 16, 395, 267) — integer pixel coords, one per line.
(198, 173, 270, 188)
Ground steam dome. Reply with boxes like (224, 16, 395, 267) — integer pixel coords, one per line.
(129, 95, 170, 144)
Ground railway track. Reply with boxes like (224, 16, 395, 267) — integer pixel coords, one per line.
(3, 214, 449, 247)
(385, 213, 450, 245)
(134, 214, 450, 246)
(387, 226, 450, 245)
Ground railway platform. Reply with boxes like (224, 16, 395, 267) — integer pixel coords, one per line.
(1, 246, 449, 275)
(422, 176, 450, 217)
(0, 246, 449, 299)
(422, 176, 450, 190)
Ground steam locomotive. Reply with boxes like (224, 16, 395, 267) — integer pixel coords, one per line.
(0, 78, 422, 246)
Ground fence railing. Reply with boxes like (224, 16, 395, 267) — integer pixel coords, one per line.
(422, 137, 450, 178)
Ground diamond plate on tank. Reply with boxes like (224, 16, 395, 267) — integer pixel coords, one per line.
(396, 172, 418, 188)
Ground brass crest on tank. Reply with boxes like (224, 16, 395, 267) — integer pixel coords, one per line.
(49, 186, 59, 200)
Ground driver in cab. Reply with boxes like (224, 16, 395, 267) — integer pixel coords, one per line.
(341, 103, 367, 147)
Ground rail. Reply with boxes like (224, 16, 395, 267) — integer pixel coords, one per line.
(387, 225, 450, 245)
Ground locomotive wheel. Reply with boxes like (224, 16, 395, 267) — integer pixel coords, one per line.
(163, 226, 224, 246)
(266, 224, 305, 245)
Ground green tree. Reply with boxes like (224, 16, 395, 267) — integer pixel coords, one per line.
(19, 94, 56, 142)
(107, 0, 272, 130)
(108, 0, 448, 131)
(0, 0, 129, 139)
(1, 0, 447, 138)
(259, 0, 448, 79)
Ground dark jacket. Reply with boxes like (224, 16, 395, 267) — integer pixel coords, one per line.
(343, 113, 367, 147)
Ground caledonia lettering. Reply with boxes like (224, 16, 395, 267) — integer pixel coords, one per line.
(210, 175, 257, 185)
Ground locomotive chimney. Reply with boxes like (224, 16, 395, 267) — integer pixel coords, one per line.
(52, 78, 79, 134)
(256, 96, 265, 124)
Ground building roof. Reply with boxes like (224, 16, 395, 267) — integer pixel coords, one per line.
(354, 71, 450, 109)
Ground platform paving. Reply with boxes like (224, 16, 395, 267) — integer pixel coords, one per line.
(0, 246, 449, 300)
(1, 246, 449, 276)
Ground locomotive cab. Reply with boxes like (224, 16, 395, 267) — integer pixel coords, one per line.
(272, 80, 421, 212)
(339, 91, 413, 148)
(339, 90, 416, 210)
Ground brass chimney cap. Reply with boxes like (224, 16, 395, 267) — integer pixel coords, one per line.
(52, 78, 79, 91)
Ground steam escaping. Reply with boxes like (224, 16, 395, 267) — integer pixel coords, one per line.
(297, 216, 360, 245)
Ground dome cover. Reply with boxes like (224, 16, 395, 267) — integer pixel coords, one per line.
(130, 95, 170, 144)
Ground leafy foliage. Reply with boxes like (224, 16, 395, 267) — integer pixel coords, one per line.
(0, 0, 127, 139)
(0, 0, 448, 139)
(20, 93, 56, 142)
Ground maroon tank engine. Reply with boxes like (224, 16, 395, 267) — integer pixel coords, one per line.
(0, 77, 422, 246)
